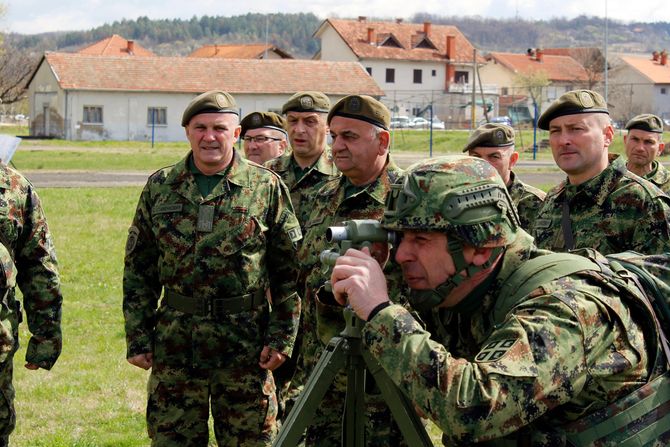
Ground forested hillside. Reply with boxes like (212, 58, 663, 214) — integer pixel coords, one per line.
(7, 12, 670, 59)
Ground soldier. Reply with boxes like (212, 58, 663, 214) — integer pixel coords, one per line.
(623, 113, 670, 193)
(464, 122, 545, 229)
(531, 89, 670, 254)
(240, 111, 288, 165)
(329, 155, 668, 445)
(296, 95, 404, 446)
(265, 91, 340, 228)
(0, 165, 63, 447)
(123, 90, 302, 446)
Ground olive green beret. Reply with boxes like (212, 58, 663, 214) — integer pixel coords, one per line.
(537, 89, 609, 130)
(181, 90, 238, 126)
(240, 112, 287, 137)
(327, 95, 390, 130)
(281, 91, 330, 114)
(625, 113, 664, 133)
(463, 123, 515, 152)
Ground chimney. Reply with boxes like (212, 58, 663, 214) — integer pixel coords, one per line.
(424, 21, 432, 35)
(127, 40, 135, 55)
(367, 27, 375, 45)
(652, 51, 660, 61)
(661, 50, 668, 66)
(446, 35, 456, 60)
(527, 48, 535, 57)
(536, 48, 543, 62)
(396, 18, 403, 24)
(358, 16, 366, 22)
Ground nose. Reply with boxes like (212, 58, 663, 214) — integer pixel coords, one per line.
(394, 238, 413, 264)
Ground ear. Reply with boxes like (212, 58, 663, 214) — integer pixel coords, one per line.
(233, 125, 242, 139)
(470, 246, 494, 267)
(509, 150, 519, 169)
(658, 142, 665, 156)
(378, 130, 390, 154)
(603, 123, 615, 148)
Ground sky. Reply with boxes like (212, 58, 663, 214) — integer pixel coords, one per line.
(3, 0, 667, 34)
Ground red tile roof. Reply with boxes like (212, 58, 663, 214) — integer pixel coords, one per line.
(486, 51, 589, 82)
(619, 54, 670, 83)
(317, 19, 484, 64)
(188, 44, 293, 59)
(36, 52, 384, 96)
(77, 34, 155, 57)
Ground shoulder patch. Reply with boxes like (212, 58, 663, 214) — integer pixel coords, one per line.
(534, 218, 551, 229)
(475, 338, 518, 362)
(125, 226, 140, 256)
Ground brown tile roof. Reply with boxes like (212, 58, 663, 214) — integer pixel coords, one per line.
(188, 44, 293, 59)
(619, 54, 670, 83)
(36, 52, 384, 96)
(77, 34, 155, 57)
(318, 18, 484, 64)
(486, 51, 589, 82)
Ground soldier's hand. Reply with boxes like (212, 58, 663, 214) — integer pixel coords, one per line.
(24, 362, 40, 370)
(127, 352, 153, 370)
(259, 346, 286, 371)
(331, 247, 390, 321)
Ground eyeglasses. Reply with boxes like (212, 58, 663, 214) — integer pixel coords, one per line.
(242, 135, 282, 144)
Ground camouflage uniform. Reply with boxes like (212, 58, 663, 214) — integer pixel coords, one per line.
(362, 229, 658, 445)
(296, 158, 405, 447)
(532, 156, 670, 255)
(0, 165, 62, 445)
(507, 171, 545, 230)
(265, 147, 340, 230)
(123, 151, 302, 446)
(644, 160, 670, 194)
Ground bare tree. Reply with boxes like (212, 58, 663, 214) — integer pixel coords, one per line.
(569, 48, 605, 90)
(0, 4, 38, 105)
(514, 70, 550, 115)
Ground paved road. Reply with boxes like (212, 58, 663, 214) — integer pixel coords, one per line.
(20, 154, 567, 189)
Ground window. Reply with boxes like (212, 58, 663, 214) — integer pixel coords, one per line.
(366, 67, 372, 75)
(413, 69, 422, 84)
(432, 69, 436, 77)
(501, 87, 509, 95)
(83, 106, 103, 124)
(147, 107, 167, 125)
(386, 68, 395, 83)
(662, 87, 667, 95)
(455, 71, 469, 84)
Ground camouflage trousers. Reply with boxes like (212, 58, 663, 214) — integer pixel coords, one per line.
(0, 356, 14, 447)
(146, 364, 278, 447)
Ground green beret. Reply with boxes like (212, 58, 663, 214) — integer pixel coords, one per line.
(281, 91, 330, 114)
(463, 123, 515, 152)
(327, 95, 390, 130)
(538, 89, 609, 130)
(181, 90, 238, 126)
(240, 112, 287, 137)
(625, 113, 664, 133)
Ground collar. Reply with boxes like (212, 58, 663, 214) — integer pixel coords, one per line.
(166, 150, 252, 189)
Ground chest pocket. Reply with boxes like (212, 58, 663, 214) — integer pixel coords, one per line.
(215, 210, 266, 257)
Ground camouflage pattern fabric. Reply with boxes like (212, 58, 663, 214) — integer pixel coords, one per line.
(507, 171, 546, 231)
(123, 151, 302, 445)
(264, 147, 340, 230)
(294, 158, 407, 447)
(644, 160, 670, 194)
(532, 156, 670, 255)
(362, 230, 656, 445)
(0, 165, 62, 442)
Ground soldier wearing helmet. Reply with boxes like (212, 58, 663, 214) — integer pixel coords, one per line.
(330, 155, 663, 445)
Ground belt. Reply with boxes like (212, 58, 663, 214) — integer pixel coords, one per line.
(164, 289, 266, 317)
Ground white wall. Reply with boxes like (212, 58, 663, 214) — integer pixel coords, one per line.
(319, 26, 358, 61)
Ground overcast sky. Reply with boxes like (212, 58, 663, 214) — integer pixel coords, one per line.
(3, 0, 666, 34)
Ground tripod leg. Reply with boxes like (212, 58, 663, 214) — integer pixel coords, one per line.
(363, 351, 434, 447)
(343, 343, 366, 447)
(272, 336, 348, 447)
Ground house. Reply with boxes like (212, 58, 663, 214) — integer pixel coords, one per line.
(188, 43, 293, 59)
(26, 52, 383, 141)
(77, 34, 155, 57)
(608, 51, 670, 123)
(479, 49, 590, 123)
(313, 17, 488, 126)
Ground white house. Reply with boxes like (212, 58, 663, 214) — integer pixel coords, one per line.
(313, 17, 488, 127)
(26, 52, 383, 141)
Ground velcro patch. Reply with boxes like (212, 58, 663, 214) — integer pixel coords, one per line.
(475, 338, 517, 362)
(197, 205, 215, 232)
(152, 203, 183, 215)
(534, 218, 551, 229)
(126, 226, 140, 255)
(287, 226, 302, 243)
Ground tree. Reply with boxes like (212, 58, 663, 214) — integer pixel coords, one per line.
(514, 70, 551, 116)
(569, 48, 605, 89)
(0, 40, 38, 105)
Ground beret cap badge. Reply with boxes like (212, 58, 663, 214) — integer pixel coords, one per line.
(300, 96, 313, 109)
(579, 91, 595, 108)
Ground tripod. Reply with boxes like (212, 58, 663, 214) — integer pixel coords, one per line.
(272, 307, 433, 447)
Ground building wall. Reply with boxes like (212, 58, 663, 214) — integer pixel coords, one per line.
(608, 65, 654, 122)
(27, 62, 66, 138)
(652, 84, 670, 119)
(318, 26, 358, 61)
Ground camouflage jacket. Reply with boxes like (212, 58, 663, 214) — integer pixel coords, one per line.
(0, 165, 62, 370)
(265, 147, 340, 229)
(297, 158, 404, 350)
(532, 156, 670, 255)
(362, 230, 655, 445)
(123, 151, 302, 367)
(507, 171, 546, 231)
(644, 160, 670, 194)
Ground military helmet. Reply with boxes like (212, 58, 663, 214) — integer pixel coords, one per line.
(383, 155, 519, 247)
